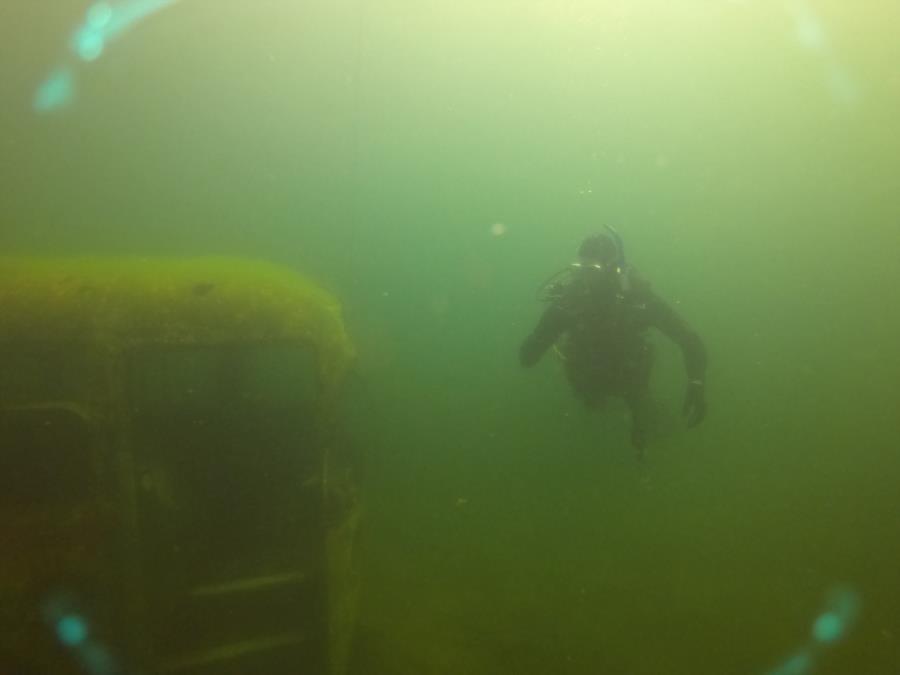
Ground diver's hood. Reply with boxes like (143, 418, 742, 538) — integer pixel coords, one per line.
(536, 225, 630, 302)
(597, 224, 627, 268)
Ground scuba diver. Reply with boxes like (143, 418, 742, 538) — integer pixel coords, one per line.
(519, 227, 707, 456)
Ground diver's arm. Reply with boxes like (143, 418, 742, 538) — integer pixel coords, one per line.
(648, 294, 707, 382)
(519, 304, 568, 367)
(648, 293, 707, 427)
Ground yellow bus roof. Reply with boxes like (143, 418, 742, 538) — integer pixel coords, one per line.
(0, 257, 354, 388)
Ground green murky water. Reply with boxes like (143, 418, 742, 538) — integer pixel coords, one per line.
(2, 1, 899, 673)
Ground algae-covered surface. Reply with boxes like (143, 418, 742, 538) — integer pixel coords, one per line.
(0, 256, 361, 674)
(3, 2, 900, 675)
(0, 257, 355, 391)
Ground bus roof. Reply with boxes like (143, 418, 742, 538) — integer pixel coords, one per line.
(0, 257, 355, 388)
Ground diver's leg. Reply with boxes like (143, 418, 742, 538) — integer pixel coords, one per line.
(624, 388, 654, 459)
(623, 346, 655, 457)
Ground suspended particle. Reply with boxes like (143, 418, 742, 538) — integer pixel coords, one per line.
(86, 2, 114, 30)
(33, 67, 75, 112)
(56, 614, 89, 647)
(73, 26, 106, 61)
(812, 611, 844, 644)
(768, 649, 813, 675)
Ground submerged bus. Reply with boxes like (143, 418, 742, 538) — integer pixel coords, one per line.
(0, 257, 361, 675)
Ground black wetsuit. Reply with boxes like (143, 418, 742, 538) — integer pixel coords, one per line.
(519, 270, 706, 448)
